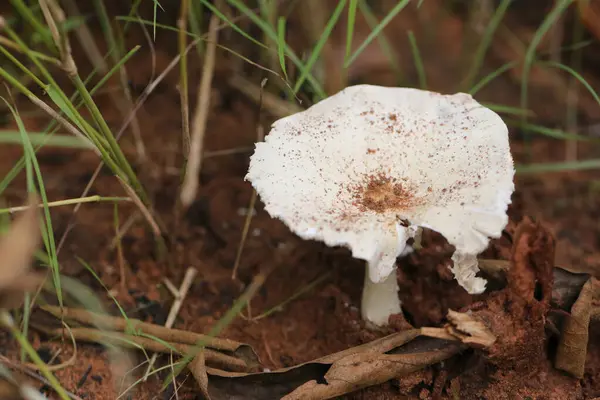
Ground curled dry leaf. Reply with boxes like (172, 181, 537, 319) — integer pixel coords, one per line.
(282, 345, 460, 400)
(0, 195, 44, 310)
(445, 309, 496, 348)
(555, 277, 599, 378)
(202, 330, 467, 400)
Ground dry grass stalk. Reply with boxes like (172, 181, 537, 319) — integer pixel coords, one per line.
(180, 0, 222, 208)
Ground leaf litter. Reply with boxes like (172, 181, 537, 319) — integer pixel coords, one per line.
(184, 217, 595, 398)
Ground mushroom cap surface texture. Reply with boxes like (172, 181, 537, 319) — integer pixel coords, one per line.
(246, 85, 514, 293)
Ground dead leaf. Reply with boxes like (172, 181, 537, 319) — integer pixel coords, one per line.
(203, 330, 465, 400)
(445, 310, 496, 348)
(551, 268, 591, 311)
(282, 343, 462, 400)
(555, 278, 598, 378)
(0, 195, 44, 309)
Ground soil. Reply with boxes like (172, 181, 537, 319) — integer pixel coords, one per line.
(2, 1, 600, 399)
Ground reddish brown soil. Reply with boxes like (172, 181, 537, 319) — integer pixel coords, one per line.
(2, 1, 600, 399)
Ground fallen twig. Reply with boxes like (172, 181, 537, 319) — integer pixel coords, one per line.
(33, 325, 248, 372)
(39, 305, 259, 366)
(142, 267, 198, 381)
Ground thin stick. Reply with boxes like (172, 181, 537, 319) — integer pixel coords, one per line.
(142, 267, 198, 381)
(34, 325, 248, 372)
(0, 195, 130, 214)
(180, 2, 221, 208)
(39, 306, 251, 353)
(162, 278, 179, 297)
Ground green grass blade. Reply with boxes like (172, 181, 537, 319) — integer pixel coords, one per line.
(357, 0, 402, 81)
(188, 0, 205, 56)
(9, 0, 55, 50)
(0, 131, 94, 148)
(462, 0, 511, 90)
(90, 45, 141, 94)
(345, 0, 410, 67)
(226, 0, 326, 99)
(407, 30, 426, 89)
(469, 61, 517, 95)
(77, 258, 131, 324)
(293, 0, 347, 94)
(276, 17, 288, 80)
(540, 60, 600, 107)
(520, 0, 572, 127)
(508, 121, 596, 142)
(3, 100, 62, 308)
(199, 0, 268, 50)
(517, 159, 600, 173)
(482, 103, 533, 117)
(0, 47, 130, 197)
(1, 313, 70, 400)
(152, 0, 165, 40)
(346, 0, 359, 62)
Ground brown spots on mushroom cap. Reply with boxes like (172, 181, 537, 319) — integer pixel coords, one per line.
(352, 174, 423, 213)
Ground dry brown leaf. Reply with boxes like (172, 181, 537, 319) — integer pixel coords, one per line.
(445, 310, 496, 348)
(0, 195, 43, 310)
(555, 277, 598, 378)
(282, 345, 461, 400)
(203, 330, 465, 400)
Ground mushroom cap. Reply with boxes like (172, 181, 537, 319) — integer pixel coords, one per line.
(247, 85, 514, 291)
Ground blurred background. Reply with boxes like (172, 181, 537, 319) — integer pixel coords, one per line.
(0, 0, 600, 399)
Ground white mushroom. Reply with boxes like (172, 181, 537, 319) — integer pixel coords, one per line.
(246, 85, 514, 326)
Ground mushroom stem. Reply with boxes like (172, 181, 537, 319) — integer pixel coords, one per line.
(361, 264, 402, 326)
